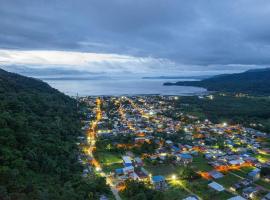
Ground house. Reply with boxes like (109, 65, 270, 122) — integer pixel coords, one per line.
(100, 195, 109, 200)
(123, 166, 134, 174)
(151, 175, 167, 190)
(135, 137, 147, 144)
(242, 187, 259, 199)
(129, 172, 140, 180)
(262, 192, 270, 200)
(134, 157, 144, 167)
(208, 181, 225, 192)
(82, 168, 90, 177)
(122, 156, 133, 167)
(209, 170, 224, 179)
(183, 196, 199, 200)
(227, 195, 246, 200)
(165, 140, 173, 146)
(240, 179, 252, 187)
(229, 159, 244, 166)
(248, 168, 260, 181)
(171, 145, 180, 153)
(115, 168, 124, 176)
(230, 183, 242, 192)
(176, 153, 193, 165)
(134, 167, 149, 181)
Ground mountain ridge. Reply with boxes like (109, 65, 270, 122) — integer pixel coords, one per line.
(164, 68, 270, 95)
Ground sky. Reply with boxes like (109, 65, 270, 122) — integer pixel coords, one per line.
(0, 0, 270, 76)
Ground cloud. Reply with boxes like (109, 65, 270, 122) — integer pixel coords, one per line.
(0, 49, 178, 74)
(0, 0, 270, 72)
(1, 49, 267, 77)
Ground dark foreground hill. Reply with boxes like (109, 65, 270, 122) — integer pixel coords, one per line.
(164, 68, 270, 95)
(0, 69, 109, 199)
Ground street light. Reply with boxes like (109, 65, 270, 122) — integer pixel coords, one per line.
(96, 167, 101, 172)
(172, 174, 176, 180)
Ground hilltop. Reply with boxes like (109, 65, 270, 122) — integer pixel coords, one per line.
(164, 68, 270, 95)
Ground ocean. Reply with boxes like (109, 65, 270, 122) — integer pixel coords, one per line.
(42, 77, 207, 96)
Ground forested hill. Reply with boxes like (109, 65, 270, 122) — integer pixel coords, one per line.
(164, 68, 270, 95)
(0, 69, 109, 199)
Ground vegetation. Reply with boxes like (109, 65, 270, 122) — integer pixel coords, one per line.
(0, 69, 110, 199)
(121, 180, 164, 200)
(260, 167, 270, 177)
(216, 173, 241, 188)
(176, 167, 200, 180)
(165, 68, 270, 95)
(175, 94, 270, 132)
(163, 186, 189, 200)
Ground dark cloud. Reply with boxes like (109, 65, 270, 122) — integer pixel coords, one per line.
(1, 0, 270, 68)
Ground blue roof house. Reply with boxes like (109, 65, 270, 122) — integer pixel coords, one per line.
(151, 175, 167, 190)
(176, 153, 193, 165)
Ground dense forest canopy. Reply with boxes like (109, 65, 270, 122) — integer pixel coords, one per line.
(0, 69, 109, 199)
(164, 68, 270, 95)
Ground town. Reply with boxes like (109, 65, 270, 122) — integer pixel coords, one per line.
(78, 95, 270, 200)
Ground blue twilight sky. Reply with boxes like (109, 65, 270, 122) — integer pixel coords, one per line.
(0, 0, 270, 76)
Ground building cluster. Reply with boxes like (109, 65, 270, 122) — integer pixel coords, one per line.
(79, 96, 270, 200)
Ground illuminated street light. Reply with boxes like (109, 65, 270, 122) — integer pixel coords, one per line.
(96, 167, 101, 172)
(223, 122, 227, 127)
(172, 174, 176, 180)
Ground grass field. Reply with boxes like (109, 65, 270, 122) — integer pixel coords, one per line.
(102, 162, 123, 173)
(216, 173, 241, 188)
(183, 179, 234, 200)
(256, 153, 270, 163)
(94, 151, 122, 165)
(231, 166, 254, 177)
(164, 180, 191, 200)
(255, 179, 270, 190)
(192, 154, 213, 171)
(144, 163, 185, 178)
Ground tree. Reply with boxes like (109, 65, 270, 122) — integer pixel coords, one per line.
(121, 180, 164, 200)
(178, 167, 200, 180)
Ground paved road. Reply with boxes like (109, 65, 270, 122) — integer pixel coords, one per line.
(110, 186, 122, 200)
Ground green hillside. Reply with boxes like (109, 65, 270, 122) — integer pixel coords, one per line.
(0, 69, 110, 199)
(164, 68, 270, 95)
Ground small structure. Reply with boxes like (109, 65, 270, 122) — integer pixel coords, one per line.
(122, 156, 133, 167)
(229, 159, 244, 166)
(248, 168, 260, 181)
(134, 167, 149, 181)
(240, 179, 252, 187)
(115, 168, 124, 176)
(135, 137, 146, 144)
(123, 166, 134, 174)
(242, 187, 259, 199)
(262, 192, 270, 200)
(99, 195, 109, 200)
(183, 196, 199, 200)
(134, 157, 144, 167)
(230, 183, 242, 192)
(165, 140, 173, 146)
(171, 145, 180, 152)
(208, 181, 225, 192)
(151, 175, 167, 190)
(176, 153, 193, 165)
(209, 170, 224, 179)
(227, 195, 246, 200)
